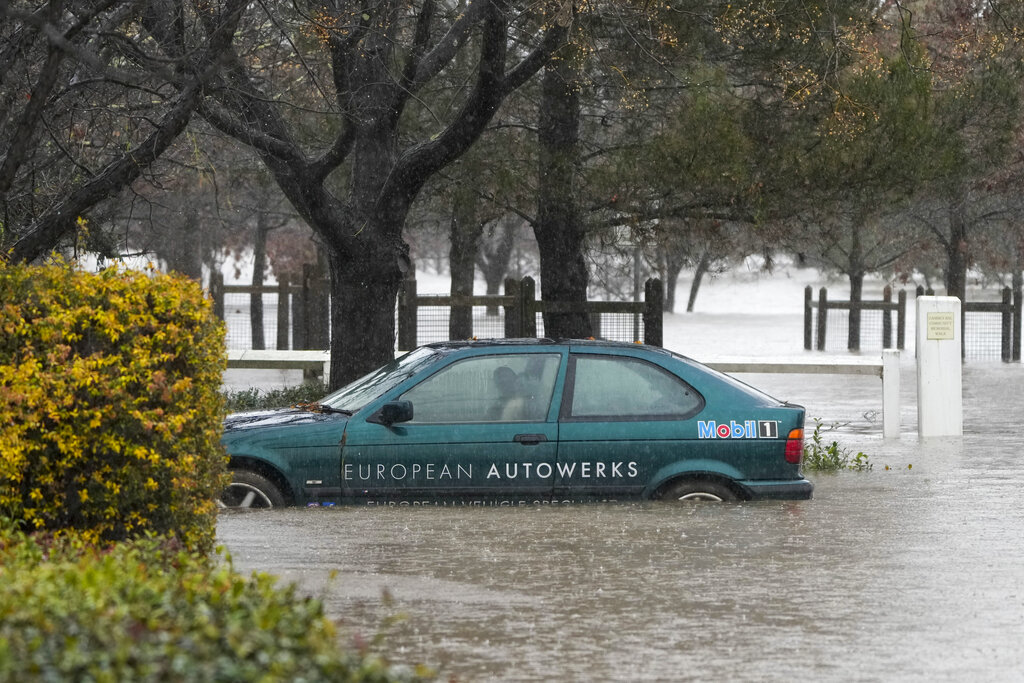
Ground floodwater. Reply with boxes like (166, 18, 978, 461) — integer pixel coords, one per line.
(217, 361, 1024, 682)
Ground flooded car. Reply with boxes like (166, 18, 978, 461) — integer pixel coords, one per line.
(219, 339, 811, 508)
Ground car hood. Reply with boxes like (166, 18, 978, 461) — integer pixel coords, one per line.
(223, 408, 345, 432)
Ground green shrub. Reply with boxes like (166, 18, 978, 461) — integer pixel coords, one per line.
(0, 525, 430, 682)
(0, 259, 228, 551)
(802, 418, 871, 472)
(224, 382, 328, 412)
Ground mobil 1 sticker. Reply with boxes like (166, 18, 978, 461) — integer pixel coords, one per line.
(697, 419, 779, 439)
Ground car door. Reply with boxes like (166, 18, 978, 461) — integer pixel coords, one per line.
(340, 350, 565, 504)
(555, 349, 705, 501)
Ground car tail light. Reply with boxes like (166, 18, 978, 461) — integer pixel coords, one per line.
(785, 428, 804, 464)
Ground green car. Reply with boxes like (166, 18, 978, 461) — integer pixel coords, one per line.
(220, 339, 811, 508)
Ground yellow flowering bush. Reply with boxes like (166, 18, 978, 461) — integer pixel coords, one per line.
(0, 259, 228, 552)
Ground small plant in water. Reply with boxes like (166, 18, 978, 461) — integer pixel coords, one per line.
(802, 418, 871, 472)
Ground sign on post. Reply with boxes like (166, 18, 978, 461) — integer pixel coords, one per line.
(916, 297, 963, 437)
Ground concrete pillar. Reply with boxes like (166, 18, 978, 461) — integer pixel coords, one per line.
(916, 296, 963, 437)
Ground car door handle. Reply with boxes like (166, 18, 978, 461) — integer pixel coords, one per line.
(514, 434, 547, 445)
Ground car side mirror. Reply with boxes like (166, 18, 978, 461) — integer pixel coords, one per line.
(373, 400, 413, 426)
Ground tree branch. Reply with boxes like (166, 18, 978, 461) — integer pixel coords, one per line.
(408, 0, 487, 93)
(9, 78, 204, 262)
(393, 2, 568, 196)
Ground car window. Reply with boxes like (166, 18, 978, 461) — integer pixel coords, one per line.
(566, 354, 703, 420)
(401, 353, 561, 423)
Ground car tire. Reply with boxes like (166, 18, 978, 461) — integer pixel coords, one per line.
(659, 479, 738, 502)
(219, 470, 286, 509)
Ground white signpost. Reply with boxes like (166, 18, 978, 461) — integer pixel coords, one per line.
(916, 296, 963, 437)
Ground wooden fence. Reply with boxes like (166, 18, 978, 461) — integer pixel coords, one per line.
(805, 284, 1021, 361)
(804, 286, 907, 352)
(398, 276, 664, 349)
(211, 270, 664, 350)
(209, 263, 329, 350)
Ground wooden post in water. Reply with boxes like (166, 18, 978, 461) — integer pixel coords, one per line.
(1002, 287, 1012, 363)
(803, 286, 813, 350)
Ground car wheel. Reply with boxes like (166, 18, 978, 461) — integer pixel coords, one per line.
(659, 479, 737, 502)
(219, 470, 286, 509)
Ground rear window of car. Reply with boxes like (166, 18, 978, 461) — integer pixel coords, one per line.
(564, 354, 704, 421)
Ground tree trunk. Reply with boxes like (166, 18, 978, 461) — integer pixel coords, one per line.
(686, 251, 711, 313)
(847, 222, 864, 351)
(250, 211, 269, 350)
(534, 49, 591, 339)
(479, 218, 517, 315)
(945, 201, 969, 303)
(449, 196, 482, 340)
(326, 242, 407, 390)
(848, 270, 864, 351)
(662, 250, 684, 313)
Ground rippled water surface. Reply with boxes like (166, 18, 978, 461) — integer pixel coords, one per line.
(217, 363, 1024, 681)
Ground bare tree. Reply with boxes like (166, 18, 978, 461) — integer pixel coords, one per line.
(0, 0, 245, 261)
(147, 1, 570, 388)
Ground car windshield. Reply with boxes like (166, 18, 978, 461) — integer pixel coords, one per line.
(319, 346, 444, 413)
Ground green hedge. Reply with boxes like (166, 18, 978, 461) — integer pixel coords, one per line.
(0, 260, 227, 551)
(224, 382, 328, 413)
(0, 526, 430, 682)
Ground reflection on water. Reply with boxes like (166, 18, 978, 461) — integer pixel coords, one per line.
(218, 364, 1024, 681)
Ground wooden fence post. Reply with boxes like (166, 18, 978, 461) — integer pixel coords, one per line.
(311, 268, 330, 349)
(803, 286, 813, 350)
(276, 275, 290, 350)
(503, 278, 521, 338)
(1002, 286, 1012, 362)
(816, 287, 828, 351)
(296, 264, 330, 350)
(644, 278, 664, 347)
(397, 275, 417, 351)
(520, 277, 537, 337)
(1014, 282, 1022, 362)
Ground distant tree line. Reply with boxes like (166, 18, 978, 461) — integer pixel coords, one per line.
(2, 0, 1022, 388)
